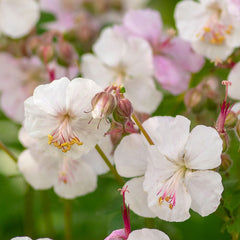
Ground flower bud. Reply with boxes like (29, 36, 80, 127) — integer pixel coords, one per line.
(56, 40, 74, 66)
(91, 92, 116, 119)
(116, 98, 133, 119)
(220, 154, 232, 173)
(225, 111, 238, 128)
(235, 120, 240, 139)
(220, 132, 229, 153)
(37, 44, 55, 63)
(184, 88, 205, 113)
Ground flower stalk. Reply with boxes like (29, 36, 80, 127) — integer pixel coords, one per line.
(0, 140, 18, 163)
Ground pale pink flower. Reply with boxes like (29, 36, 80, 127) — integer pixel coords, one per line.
(82, 27, 162, 114)
(175, 0, 240, 60)
(114, 116, 223, 221)
(228, 0, 240, 19)
(228, 62, 240, 100)
(0, 53, 78, 123)
(117, 9, 204, 95)
(11, 237, 51, 240)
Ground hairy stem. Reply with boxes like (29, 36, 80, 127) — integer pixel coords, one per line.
(132, 113, 154, 145)
(64, 199, 72, 240)
(0, 140, 18, 163)
(95, 144, 125, 186)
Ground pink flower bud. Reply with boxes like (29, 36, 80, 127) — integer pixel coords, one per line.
(116, 98, 133, 119)
(56, 40, 75, 66)
(220, 154, 232, 173)
(91, 92, 116, 119)
(184, 88, 205, 113)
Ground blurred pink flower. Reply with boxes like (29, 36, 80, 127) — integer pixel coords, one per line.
(0, 53, 78, 123)
(228, 0, 240, 19)
(117, 9, 204, 95)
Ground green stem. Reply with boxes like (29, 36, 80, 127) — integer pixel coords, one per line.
(64, 199, 72, 240)
(132, 113, 154, 145)
(40, 191, 55, 237)
(0, 140, 18, 163)
(95, 144, 125, 186)
(144, 218, 155, 229)
(24, 185, 35, 238)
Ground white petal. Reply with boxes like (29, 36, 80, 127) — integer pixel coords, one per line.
(81, 54, 116, 87)
(125, 177, 156, 218)
(11, 237, 32, 240)
(93, 28, 127, 67)
(18, 150, 57, 190)
(191, 40, 233, 60)
(0, 0, 39, 38)
(145, 178, 191, 222)
(124, 77, 162, 114)
(185, 170, 223, 216)
(143, 146, 180, 191)
(184, 125, 222, 169)
(142, 116, 191, 162)
(226, 21, 240, 48)
(54, 160, 97, 199)
(82, 135, 114, 175)
(128, 228, 170, 240)
(228, 62, 240, 100)
(123, 37, 153, 78)
(231, 102, 240, 119)
(114, 134, 148, 178)
(174, 1, 209, 42)
(18, 127, 37, 148)
(66, 78, 103, 116)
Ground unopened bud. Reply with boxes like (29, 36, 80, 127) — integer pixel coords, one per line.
(184, 88, 205, 113)
(220, 132, 229, 153)
(220, 154, 232, 173)
(91, 92, 116, 119)
(37, 44, 55, 63)
(116, 98, 133, 119)
(235, 120, 240, 139)
(56, 41, 74, 66)
(225, 111, 238, 128)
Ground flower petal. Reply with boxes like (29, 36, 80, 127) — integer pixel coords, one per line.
(185, 170, 223, 216)
(124, 177, 156, 218)
(153, 56, 191, 95)
(82, 135, 114, 175)
(18, 150, 57, 190)
(145, 178, 191, 222)
(142, 116, 191, 162)
(81, 54, 116, 87)
(174, 1, 209, 42)
(54, 160, 97, 199)
(128, 228, 170, 240)
(124, 77, 162, 114)
(228, 62, 240, 100)
(123, 9, 162, 45)
(114, 134, 148, 178)
(0, 0, 40, 38)
(93, 28, 127, 67)
(184, 125, 222, 169)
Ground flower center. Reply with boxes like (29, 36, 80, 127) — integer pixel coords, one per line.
(157, 167, 185, 210)
(48, 114, 83, 153)
(197, 12, 233, 45)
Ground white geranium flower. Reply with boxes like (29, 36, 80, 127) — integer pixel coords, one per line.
(18, 128, 113, 199)
(114, 116, 223, 221)
(0, 0, 39, 38)
(24, 77, 109, 159)
(174, 0, 240, 60)
(228, 62, 240, 100)
(81, 27, 162, 114)
(11, 237, 51, 240)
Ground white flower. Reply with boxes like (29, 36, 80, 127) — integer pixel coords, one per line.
(24, 77, 109, 159)
(11, 237, 51, 240)
(228, 62, 240, 100)
(81, 27, 162, 114)
(174, 0, 240, 60)
(114, 115, 223, 221)
(0, 0, 39, 38)
(127, 228, 169, 240)
(18, 128, 113, 199)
